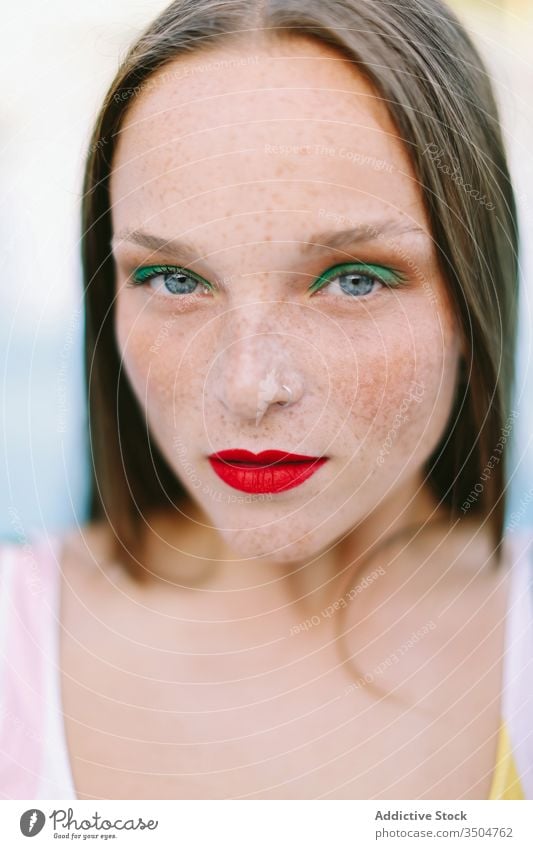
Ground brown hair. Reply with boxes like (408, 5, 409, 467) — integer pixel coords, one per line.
(81, 0, 519, 581)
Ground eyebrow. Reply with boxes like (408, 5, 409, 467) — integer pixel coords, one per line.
(305, 220, 427, 252)
(112, 218, 427, 262)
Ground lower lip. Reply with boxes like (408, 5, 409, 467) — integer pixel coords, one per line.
(207, 458, 328, 494)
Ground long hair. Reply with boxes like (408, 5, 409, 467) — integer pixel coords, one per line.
(81, 0, 519, 581)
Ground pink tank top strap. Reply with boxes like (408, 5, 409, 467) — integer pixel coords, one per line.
(0, 533, 63, 798)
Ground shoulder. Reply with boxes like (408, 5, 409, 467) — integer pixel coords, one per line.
(57, 518, 131, 612)
(434, 519, 533, 596)
(59, 519, 116, 575)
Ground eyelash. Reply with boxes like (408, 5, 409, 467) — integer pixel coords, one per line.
(126, 262, 407, 301)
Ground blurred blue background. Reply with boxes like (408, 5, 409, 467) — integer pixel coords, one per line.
(1, 0, 532, 543)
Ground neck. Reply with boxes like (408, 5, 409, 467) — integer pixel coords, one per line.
(137, 474, 450, 616)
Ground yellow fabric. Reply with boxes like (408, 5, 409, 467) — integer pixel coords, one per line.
(488, 721, 525, 800)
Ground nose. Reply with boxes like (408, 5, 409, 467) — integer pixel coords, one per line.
(211, 303, 306, 425)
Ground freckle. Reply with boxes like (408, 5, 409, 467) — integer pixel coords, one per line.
(272, 159, 299, 182)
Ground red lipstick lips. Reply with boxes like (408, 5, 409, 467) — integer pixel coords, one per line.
(207, 449, 328, 494)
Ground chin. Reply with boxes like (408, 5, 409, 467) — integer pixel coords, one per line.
(216, 524, 325, 565)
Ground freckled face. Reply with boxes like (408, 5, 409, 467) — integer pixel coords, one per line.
(110, 36, 460, 562)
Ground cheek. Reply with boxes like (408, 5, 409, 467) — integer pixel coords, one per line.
(115, 301, 196, 427)
(115, 303, 208, 480)
(115, 300, 153, 403)
(335, 297, 460, 463)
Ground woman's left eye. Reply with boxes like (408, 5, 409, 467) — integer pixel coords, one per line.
(309, 263, 405, 298)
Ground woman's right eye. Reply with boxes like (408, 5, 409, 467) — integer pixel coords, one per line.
(129, 265, 212, 297)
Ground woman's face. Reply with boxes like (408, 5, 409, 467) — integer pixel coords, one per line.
(110, 36, 460, 563)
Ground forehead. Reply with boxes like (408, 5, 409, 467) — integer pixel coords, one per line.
(110, 36, 428, 249)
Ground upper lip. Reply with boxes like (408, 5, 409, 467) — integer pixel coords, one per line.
(207, 449, 326, 464)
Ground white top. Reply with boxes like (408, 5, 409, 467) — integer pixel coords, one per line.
(0, 527, 532, 800)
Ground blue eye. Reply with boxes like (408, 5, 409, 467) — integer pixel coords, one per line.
(129, 265, 212, 297)
(128, 261, 405, 301)
(310, 262, 406, 298)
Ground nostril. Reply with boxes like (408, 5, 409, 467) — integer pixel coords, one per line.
(276, 384, 293, 407)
